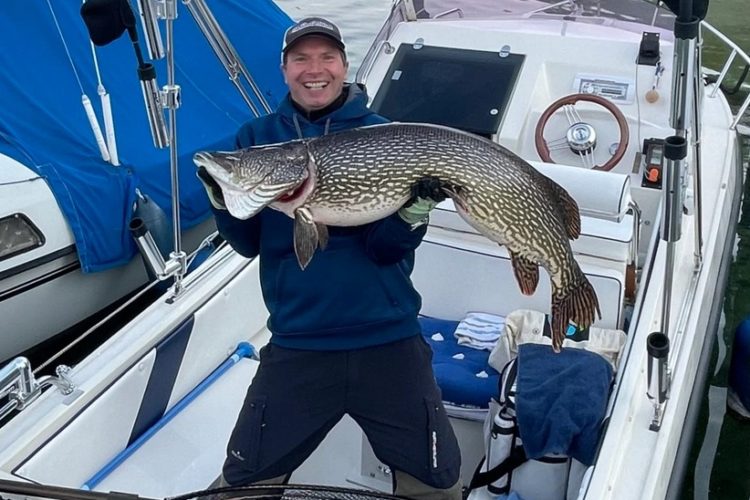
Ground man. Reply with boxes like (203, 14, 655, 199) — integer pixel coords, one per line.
(199, 17, 462, 500)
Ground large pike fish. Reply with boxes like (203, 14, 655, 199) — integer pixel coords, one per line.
(194, 123, 600, 350)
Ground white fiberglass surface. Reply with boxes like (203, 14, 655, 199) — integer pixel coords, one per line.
(95, 359, 258, 498)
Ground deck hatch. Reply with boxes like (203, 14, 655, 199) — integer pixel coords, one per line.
(371, 44, 524, 137)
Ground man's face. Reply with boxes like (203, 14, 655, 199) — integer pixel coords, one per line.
(282, 36, 348, 112)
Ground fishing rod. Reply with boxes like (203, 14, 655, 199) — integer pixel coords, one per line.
(0, 478, 156, 500)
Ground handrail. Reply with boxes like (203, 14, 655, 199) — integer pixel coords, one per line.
(358, 41, 394, 89)
(433, 8, 464, 19)
(701, 21, 750, 129)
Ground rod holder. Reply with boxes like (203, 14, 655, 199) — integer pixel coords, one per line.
(669, 16, 699, 132)
(138, 64, 169, 149)
(130, 217, 181, 280)
(661, 136, 687, 243)
(647, 332, 670, 431)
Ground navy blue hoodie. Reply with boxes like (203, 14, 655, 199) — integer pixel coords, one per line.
(212, 84, 426, 350)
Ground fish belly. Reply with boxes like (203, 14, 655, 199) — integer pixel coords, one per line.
(307, 202, 403, 227)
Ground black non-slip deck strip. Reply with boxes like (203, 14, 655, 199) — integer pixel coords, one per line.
(128, 316, 194, 446)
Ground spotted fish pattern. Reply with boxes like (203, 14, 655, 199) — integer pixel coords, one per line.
(194, 123, 601, 350)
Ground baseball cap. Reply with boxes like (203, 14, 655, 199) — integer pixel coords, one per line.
(282, 17, 346, 55)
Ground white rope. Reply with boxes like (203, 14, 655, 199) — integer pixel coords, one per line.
(86, 7, 120, 166)
(46, 0, 111, 162)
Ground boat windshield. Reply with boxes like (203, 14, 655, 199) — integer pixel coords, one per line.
(359, 0, 678, 81)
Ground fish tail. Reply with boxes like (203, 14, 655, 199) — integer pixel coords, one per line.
(551, 267, 601, 352)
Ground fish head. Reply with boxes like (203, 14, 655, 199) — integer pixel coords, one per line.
(193, 141, 311, 219)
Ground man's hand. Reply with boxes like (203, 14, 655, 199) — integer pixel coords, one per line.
(398, 176, 447, 227)
(197, 167, 227, 210)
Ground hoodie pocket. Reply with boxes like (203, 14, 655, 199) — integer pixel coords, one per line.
(270, 247, 416, 334)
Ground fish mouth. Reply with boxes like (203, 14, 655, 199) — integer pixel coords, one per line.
(193, 151, 235, 186)
(276, 176, 310, 202)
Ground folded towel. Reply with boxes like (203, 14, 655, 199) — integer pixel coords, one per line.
(515, 343, 613, 466)
(454, 312, 506, 351)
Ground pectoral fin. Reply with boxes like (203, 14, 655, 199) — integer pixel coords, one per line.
(510, 250, 539, 295)
(293, 207, 322, 269)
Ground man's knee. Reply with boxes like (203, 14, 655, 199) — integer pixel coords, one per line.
(393, 470, 463, 500)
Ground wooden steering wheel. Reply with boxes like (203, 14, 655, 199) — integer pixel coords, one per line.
(534, 93, 629, 172)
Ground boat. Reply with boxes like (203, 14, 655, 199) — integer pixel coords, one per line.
(0, 0, 292, 363)
(729, 317, 750, 419)
(1, 0, 748, 499)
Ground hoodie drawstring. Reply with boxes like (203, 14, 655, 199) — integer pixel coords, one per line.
(292, 114, 333, 138)
(292, 114, 304, 140)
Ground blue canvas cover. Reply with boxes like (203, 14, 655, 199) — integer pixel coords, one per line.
(0, 1, 292, 272)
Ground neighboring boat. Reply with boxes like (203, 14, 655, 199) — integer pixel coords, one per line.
(0, 1, 748, 500)
(0, 0, 291, 363)
(729, 317, 750, 419)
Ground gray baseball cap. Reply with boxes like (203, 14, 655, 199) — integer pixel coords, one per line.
(282, 17, 346, 54)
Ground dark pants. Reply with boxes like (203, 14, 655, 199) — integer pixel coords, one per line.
(223, 335, 461, 489)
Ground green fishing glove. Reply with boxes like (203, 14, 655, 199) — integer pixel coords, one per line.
(398, 176, 447, 227)
(196, 167, 226, 211)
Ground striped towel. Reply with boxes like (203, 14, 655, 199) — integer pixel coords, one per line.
(454, 312, 506, 351)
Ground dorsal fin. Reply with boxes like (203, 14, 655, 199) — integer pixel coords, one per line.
(543, 176, 581, 240)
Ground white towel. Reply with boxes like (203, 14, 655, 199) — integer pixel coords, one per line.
(454, 312, 506, 351)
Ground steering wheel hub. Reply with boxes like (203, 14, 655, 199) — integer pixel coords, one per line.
(566, 123, 597, 154)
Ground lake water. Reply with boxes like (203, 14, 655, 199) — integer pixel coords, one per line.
(273, 1, 750, 498)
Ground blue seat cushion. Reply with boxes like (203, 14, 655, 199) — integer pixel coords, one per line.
(419, 316, 499, 409)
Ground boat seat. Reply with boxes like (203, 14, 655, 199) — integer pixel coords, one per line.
(530, 161, 632, 222)
(418, 315, 499, 410)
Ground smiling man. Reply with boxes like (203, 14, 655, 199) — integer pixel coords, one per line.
(200, 16, 462, 500)
(234, 16, 387, 144)
(281, 18, 348, 112)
